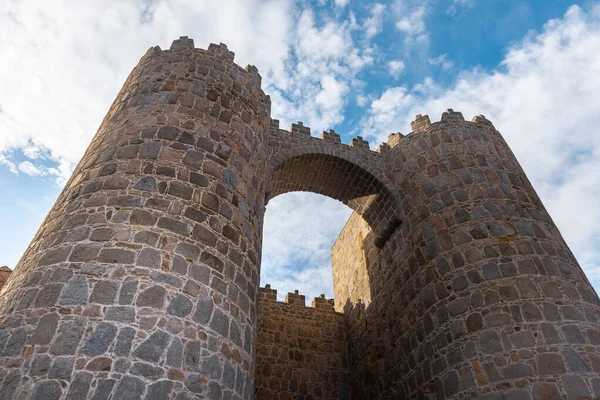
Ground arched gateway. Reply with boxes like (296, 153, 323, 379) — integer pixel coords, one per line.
(1, 37, 599, 400)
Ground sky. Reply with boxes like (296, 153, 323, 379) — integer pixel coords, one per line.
(1, 0, 600, 303)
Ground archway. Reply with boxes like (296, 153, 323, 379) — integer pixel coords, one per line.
(266, 152, 401, 248)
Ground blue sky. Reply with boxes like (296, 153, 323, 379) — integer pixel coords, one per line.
(1, 0, 600, 302)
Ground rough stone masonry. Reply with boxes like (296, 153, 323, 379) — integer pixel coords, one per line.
(0, 36, 598, 399)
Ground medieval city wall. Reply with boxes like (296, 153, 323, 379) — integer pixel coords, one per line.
(0, 37, 599, 400)
(254, 286, 349, 400)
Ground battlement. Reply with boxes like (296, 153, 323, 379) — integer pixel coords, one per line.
(146, 37, 264, 87)
(268, 110, 496, 154)
(269, 118, 375, 153)
(259, 285, 335, 312)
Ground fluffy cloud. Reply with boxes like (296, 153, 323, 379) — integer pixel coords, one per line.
(0, 0, 295, 185)
(361, 5, 600, 282)
(0, 0, 382, 181)
(266, 8, 374, 131)
(18, 161, 42, 176)
(388, 60, 406, 78)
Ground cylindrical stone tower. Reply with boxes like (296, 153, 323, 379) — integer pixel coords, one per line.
(0, 37, 270, 400)
(345, 110, 600, 399)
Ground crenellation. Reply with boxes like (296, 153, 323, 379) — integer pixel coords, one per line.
(311, 294, 335, 311)
(258, 283, 277, 301)
(244, 64, 262, 84)
(290, 121, 311, 135)
(410, 113, 431, 131)
(284, 289, 306, 306)
(350, 135, 370, 150)
(320, 128, 341, 143)
(207, 41, 235, 60)
(268, 118, 280, 135)
(258, 286, 337, 312)
(376, 142, 390, 153)
(440, 108, 465, 122)
(169, 35, 194, 50)
(472, 113, 495, 127)
(387, 132, 403, 148)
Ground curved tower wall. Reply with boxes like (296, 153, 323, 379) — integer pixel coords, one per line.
(342, 111, 600, 399)
(0, 37, 270, 399)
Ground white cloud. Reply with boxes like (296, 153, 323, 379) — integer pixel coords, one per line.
(261, 192, 352, 301)
(429, 54, 454, 70)
(394, 0, 429, 45)
(266, 8, 374, 131)
(361, 4, 600, 281)
(335, 0, 350, 8)
(0, 0, 295, 185)
(18, 161, 42, 176)
(363, 3, 386, 39)
(388, 59, 406, 78)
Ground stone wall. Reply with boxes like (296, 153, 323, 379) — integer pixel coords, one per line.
(331, 213, 375, 313)
(0, 267, 11, 292)
(255, 285, 349, 400)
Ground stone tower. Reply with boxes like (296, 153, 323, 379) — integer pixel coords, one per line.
(0, 37, 598, 400)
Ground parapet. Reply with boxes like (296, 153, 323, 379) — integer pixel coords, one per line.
(321, 129, 341, 143)
(270, 110, 496, 155)
(405, 109, 497, 137)
(440, 108, 465, 122)
(258, 285, 336, 312)
(269, 119, 280, 135)
(312, 294, 335, 311)
(143, 37, 264, 90)
(285, 290, 306, 306)
(350, 136, 370, 150)
(472, 114, 495, 127)
(270, 119, 374, 153)
(291, 122, 311, 136)
(410, 114, 431, 131)
(259, 284, 277, 301)
(170, 36, 195, 50)
(207, 42, 235, 61)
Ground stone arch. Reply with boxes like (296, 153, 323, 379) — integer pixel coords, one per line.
(266, 130, 402, 247)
